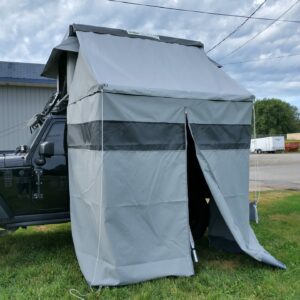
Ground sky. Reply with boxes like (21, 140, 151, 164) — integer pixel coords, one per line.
(0, 0, 299, 109)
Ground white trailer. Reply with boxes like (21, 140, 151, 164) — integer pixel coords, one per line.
(251, 136, 285, 153)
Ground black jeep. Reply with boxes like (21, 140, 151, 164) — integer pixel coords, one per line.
(0, 95, 69, 235)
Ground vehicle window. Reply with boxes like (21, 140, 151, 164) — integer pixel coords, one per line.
(45, 122, 66, 155)
(27, 125, 42, 148)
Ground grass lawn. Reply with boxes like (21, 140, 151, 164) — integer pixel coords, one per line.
(0, 191, 299, 299)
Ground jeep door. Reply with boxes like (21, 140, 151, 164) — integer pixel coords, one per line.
(31, 120, 69, 212)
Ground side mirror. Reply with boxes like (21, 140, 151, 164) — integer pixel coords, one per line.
(34, 142, 54, 166)
(39, 141, 54, 158)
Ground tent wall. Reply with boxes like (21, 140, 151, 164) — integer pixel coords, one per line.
(68, 93, 285, 287)
(68, 90, 194, 285)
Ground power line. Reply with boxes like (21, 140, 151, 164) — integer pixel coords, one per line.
(220, 0, 300, 60)
(222, 53, 300, 65)
(107, 0, 300, 23)
(0, 121, 26, 135)
(207, 0, 267, 53)
(0, 125, 27, 139)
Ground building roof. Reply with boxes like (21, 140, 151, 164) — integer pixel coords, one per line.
(0, 61, 55, 86)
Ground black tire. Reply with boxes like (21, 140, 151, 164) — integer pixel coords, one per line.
(190, 198, 210, 240)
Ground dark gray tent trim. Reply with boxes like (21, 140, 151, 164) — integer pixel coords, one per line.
(190, 124, 251, 150)
(69, 24, 204, 48)
(68, 122, 251, 151)
(68, 121, 186, 151)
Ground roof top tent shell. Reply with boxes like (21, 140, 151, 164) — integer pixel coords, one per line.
(43, 24, 285, 286)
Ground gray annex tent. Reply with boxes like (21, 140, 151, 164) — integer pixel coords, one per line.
(43, 24, 285, 286)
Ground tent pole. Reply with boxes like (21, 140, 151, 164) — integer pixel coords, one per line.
(189, 229, 198, 263)
(252, 102, 259, 224)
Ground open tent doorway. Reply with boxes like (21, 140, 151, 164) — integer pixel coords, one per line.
(186, 121, 243, 253)
(186, 122, 211, 241)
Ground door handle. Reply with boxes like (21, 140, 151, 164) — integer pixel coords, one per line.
(33, 168, 43, 199)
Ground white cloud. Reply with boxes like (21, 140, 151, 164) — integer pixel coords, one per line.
(0, 0, 299, 108)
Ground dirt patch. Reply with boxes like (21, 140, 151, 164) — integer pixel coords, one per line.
(249, 191, 299, 204)
(33, 225, 49, 232)
(208, 259, 239, 270)
(270, 213, 300, 223)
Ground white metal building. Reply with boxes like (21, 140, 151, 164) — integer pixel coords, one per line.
(0, 61, 56, 151)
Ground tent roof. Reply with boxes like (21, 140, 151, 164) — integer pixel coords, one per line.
(42, 24, 204, 79)
(43, 24, 253, 101)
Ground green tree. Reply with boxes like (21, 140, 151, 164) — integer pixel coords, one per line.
(253, 98, 300, 136)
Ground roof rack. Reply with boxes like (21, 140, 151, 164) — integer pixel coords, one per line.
(28, 93, 68, 131)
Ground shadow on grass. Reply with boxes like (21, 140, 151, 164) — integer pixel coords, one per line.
(0, 224, 75, 270)
(0, 224, 268, 276)
(195, 235, 271, 272)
